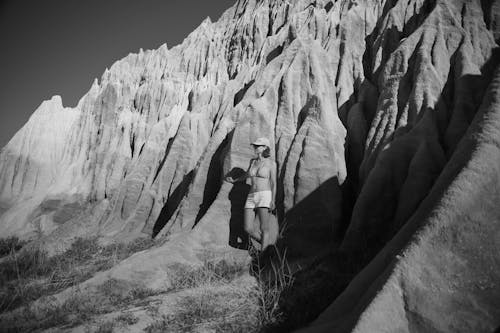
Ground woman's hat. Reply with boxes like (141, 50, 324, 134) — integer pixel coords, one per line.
(251, 137, 270, 148)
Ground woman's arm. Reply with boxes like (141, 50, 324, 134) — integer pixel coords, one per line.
(225, 159, 254, 183)
(232, 171, 248, 182)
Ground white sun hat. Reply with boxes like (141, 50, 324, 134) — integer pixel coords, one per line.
(251, 137, 270, 148)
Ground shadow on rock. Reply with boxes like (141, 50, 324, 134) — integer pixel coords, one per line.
(227, 167, 251, 250)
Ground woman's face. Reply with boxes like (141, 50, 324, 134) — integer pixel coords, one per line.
(253, 144, 265, 155)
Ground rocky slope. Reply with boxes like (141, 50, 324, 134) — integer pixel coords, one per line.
(0, 0, 499, 331)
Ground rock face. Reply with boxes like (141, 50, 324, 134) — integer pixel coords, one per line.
(0, 0, 499, 331)
(299, 62, 500, 333)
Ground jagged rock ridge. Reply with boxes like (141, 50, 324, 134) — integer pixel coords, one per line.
(0, 0, 499, 331)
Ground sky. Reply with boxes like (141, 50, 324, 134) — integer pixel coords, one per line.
(0, 0, 236, 148)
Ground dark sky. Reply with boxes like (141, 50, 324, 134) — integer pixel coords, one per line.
(0, 0, 235, 148)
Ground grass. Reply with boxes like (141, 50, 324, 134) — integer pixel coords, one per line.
(94, 320, 115, 333)
(168, 257, 247, 291)
(96, 278, 162, 308)
(252, 247, 294, 329)
(145, 288, 260, 333)
(0, 236, 157, 313)
(145, 246, 295, 333)
(1, 279, 158, 331)
(0, 236, 28, 257)
(0, 255, 258, 332)
(0, 289, 108, 331)
(0, 237, 295, 333)
(114, 312, 139, 325)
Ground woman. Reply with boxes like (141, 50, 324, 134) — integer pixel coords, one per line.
(225, 137, 276, 251)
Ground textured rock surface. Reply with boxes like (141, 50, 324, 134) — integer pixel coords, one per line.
(299, 63, 500, 333)
(0, 0, 499, 331)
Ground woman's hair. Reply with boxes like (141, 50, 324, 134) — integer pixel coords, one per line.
(262, 146, 271, 158)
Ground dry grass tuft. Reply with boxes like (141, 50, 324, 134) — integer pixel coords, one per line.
(114, 312, 139, 325)
(94, 320, 115, 333)
(146, 247, 294, 332)
(97, 278, 162, 308)
(145, 288, 260, 333)
(1, 241, 294, 333)
(0, 236, 28, 257)
(2, 279, 158, 331)
(168, 257, 246, 292)
(252, 246, 295, 329)
(0, 289, 110, 331)
(0, 236, 157, 313)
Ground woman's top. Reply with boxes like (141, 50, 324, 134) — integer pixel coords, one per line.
(248, 158, 272, 193)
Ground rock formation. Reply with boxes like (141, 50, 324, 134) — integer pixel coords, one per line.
(299, 63, 500, 332)
(0, 0, 499, 331)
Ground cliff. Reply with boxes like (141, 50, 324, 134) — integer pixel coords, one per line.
(0, 0, 499, 331)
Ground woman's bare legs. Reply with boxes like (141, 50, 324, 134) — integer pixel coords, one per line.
(257, 207, 271, 251)
(244, 208, 261, 242)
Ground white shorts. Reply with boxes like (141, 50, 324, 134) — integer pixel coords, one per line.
(244, 191, 272, 209)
